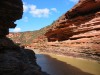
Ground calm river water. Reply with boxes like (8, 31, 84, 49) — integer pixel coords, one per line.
(36, 53, 100, 75)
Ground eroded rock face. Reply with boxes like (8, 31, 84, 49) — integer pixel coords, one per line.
(66, 0, 100, 19)
(0, 0, 23, 49)
(45, 0, 100, 41)
(0, 0, 46, 75)
(0, 0, 23, 37)
(0, 48, 42, 75)
(43, 0, 100, 61)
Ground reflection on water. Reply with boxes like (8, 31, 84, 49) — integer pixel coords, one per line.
(36, 54, 94, 75)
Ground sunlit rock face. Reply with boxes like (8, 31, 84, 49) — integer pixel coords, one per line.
(45, 0, 100, 41)
(44, 0, 100, 60)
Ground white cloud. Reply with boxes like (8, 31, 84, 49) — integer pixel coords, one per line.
(51, 8, 57, 12)
(13, 28, 21, 32)
(69, 0, 79, 3)
(23, 3, 28, 12)
(29, 5, 50, 18)
(23, 2, 57, 18)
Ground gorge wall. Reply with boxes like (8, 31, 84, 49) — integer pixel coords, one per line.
(0, 0, 23, 37)
(45, 0, 100, 41)
(7, 0, 100, 61)
(0, 0, 46, 75)
(36, 0, 100, 61)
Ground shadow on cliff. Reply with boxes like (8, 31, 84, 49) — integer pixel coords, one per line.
(0, 37, 50, 75)
(36, 54, 93, 75)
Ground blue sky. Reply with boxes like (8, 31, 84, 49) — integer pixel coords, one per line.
(10, 0, 79, 32)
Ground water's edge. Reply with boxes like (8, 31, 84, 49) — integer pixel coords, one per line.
(33, 49, 100, 75)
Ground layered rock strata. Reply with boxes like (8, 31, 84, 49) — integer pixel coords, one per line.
(43, 0, 100, 61)
(45, 0, 100, 41)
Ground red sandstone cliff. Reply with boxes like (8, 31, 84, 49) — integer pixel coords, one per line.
(39, 0, 100, 61)
(45, 0, 100, 41)
(7, 0, 100, 61)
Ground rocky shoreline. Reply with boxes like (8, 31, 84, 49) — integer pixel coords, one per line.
(31, 48, 100, 63)
(29, 40, 100, 62)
